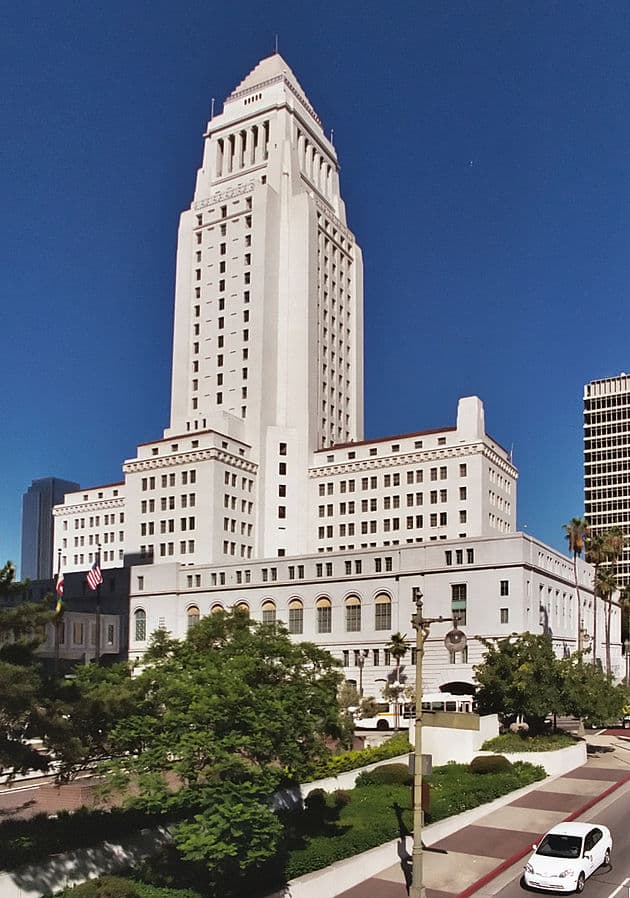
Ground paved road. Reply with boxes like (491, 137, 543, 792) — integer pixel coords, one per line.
(480, 784, 630, 898)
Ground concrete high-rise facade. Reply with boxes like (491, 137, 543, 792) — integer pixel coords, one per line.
(21, 477, 79, 579)
(52, 54, 620, 684)
(584, 373, 630, 586)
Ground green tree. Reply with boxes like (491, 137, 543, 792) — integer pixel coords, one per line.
(560, 653, 628, 725)
(474, 633, 563, 732)
(43, 662, 138, 781)
(585, 531, 607, 666)
(563, 517, 589, 652)
(0, 562, 54, 774)
(385, 631, 409, 730)
(99, 612, 345, 886)
(596, 567, 618, 676)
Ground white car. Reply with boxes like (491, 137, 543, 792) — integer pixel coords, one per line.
(523, 822, 612, 893)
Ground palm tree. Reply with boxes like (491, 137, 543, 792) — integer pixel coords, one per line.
(386, 631, 409, 730)
(596, 567, 617, 676)
(602, 527, 625, 674)
(563, 517, 589, 651)
(620, 584, 630, 686)
(585, 532, 607, 666)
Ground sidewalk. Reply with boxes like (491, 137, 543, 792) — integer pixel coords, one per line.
(336, 732, 630, 898)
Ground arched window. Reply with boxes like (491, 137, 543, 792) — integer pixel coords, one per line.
(288, 599, 303, 635)
(134, 608, 146, 642)
(374, 593, 392, 631)
(234, 602, 249, 616)
(211, 603, 225, 615)
(261, 600, 276, 624)
(187, 605, 200, 630)
(316, 596, 332, 634)
(345, 595, 361, 632)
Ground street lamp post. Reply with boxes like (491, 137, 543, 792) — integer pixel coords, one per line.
(410, 586, 467, 898)
(625, 638, 630, 687)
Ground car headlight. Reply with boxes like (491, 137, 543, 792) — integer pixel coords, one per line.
(557, 870, 574, 878)
(525, 864, 534, 873)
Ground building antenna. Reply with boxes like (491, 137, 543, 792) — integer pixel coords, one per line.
(274, 33, 279, 53)
(210, 98, 215, 119)
(330, 128, 335, 145)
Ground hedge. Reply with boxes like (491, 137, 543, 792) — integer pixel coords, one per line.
(283, 759, 545, 880)
(305, 732, 411, 780)
(51, 879, 202, 898)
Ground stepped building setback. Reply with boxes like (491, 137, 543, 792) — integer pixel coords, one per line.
(52, 54, 623, 687)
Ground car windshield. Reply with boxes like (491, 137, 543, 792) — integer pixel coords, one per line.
(536, 834, 583, 859)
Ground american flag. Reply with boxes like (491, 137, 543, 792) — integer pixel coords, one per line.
(86, 560, 103, 591)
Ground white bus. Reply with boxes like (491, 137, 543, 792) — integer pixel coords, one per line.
(354, 693, 475, 730)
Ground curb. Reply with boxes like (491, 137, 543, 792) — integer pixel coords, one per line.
(453, 773, 630, 898)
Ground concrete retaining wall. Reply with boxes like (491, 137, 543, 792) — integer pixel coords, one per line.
(492, 741, 587, 775)
(0, 828, 170, 898)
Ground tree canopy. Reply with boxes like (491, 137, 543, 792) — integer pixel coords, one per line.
(0, 562, 55, 774)
(474, 633, 629, 731)
(95, 611, 347, 885)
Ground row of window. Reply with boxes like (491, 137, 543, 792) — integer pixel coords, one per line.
(62, 513, 125, 530)
(139, 541, 195, 558)
(131, 597, 510, 645)
(141, 494, 196, 514)
(142, 472, 196, 491)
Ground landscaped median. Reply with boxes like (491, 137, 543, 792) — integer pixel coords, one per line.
(1, 733, 584, 898)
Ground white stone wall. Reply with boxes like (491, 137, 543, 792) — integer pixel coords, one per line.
(53, 484, 125, 573)
(127, 531, 620, 688)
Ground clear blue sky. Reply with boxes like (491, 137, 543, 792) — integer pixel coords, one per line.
(3, 1, 630, 572)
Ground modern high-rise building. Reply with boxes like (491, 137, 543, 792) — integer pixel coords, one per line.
(21, 477, 79, 579)
(584, 373, 630, 586)
(52, 55, 619, 686)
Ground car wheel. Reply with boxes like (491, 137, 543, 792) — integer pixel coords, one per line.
(376, 719, 389, 731)
(576, 873, 585, 893)
(603, 848, 611, 867)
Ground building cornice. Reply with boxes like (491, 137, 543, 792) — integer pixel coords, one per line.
(123, 447, 258, 475)
(53, 497, 125, 517)
(308, 442, 517, 479)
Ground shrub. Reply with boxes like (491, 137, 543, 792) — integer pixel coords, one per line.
(65, 877, 140, 898)
(481, 732, 575, 752)
(304, 788, 327, 811)
(56, 881, 202, 898)
(333, 789, 352, 808)
(305, 732, 411, 780)
(469, 755, 512, 774)
(355, 763, 412, 787)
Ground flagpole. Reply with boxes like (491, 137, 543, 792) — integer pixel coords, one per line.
(95, 546, 101, 666)
(55, 548, 62, 676)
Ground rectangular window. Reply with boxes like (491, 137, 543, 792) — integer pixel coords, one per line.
(288, 606, 303, 635)
(318, 604, 332, 633)
(500, 608, 509, 624)
(451, 583, 467, 626)
(346, 602, 361, 632)
(500, 580, 509, 596)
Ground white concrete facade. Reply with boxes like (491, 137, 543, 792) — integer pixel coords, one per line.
(127, 531, 619, 688)
(50, 53, 618, 684)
